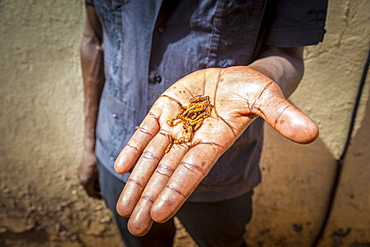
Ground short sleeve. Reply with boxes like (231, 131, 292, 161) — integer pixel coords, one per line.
(264, 0, 328, 47)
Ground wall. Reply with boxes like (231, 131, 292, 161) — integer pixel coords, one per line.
(246, 0, 370, 246)
(0, 0, 369, 246)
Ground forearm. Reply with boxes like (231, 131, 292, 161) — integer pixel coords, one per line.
(80, 5, 105, 151)
(81, 47, 104, 151)
(248, 46, 304, 98)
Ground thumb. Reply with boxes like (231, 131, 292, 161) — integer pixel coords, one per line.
(258, 95, 319, 144)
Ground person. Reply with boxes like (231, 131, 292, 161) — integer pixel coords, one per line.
(78, 1, 327, 246)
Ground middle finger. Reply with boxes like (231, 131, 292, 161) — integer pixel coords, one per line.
(127, 142, 189, 236)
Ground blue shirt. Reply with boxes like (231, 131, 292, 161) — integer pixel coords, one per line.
(86, 0, 327, 202)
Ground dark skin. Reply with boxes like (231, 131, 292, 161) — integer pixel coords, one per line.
(78, 4, 104, 199)
(79, 5, 319, 236)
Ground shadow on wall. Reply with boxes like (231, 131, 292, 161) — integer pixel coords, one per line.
(322, 72, 370, 246)
(246, 119, 335, 246)
(245, 70, 370, 246)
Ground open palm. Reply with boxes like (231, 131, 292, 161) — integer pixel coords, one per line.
(114, 66, 318, 236)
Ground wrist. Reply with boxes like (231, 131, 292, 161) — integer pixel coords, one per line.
(84, 137, 96, 152)
(247, 47, 304, 98)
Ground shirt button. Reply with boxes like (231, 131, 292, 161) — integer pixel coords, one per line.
(112, 113, 118, 118)
(154, 74, 162, 83)
(157, 24, 166, 33)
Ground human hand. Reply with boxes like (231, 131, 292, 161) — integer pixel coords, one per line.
(114, 66, 319, 235)
(78, 148, 102, 199)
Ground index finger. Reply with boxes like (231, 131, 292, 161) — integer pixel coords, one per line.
(114, 111, 161, 174)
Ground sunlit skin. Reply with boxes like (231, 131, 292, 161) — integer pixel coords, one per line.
(79, 4, 317, 239)
(113, 66, 319, 236)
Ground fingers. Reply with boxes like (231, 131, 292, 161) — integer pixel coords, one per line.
(127, 198, 154, 236)
(78, 151, 102, 199)
(86, 179, 102, 199)
(114, 111, 161, 174)
(127, 143, 189, 236)
(275, 102, 319, 144)
(116, 128, 171, 217)
(151, 142, 224, 223)
(257, 91, 319, 144)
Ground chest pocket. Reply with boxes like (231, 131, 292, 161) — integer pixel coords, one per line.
(207, 0, 267, 67)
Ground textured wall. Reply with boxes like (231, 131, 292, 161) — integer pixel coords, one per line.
(0, 0, 369, 246)
(0, 1, 124, 246)
(246, 0, 370, 246)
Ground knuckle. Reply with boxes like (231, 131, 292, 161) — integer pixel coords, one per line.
(180, 161, 206, 177)
(156, 163, 175, 178)
(142, 150, 160, 162)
